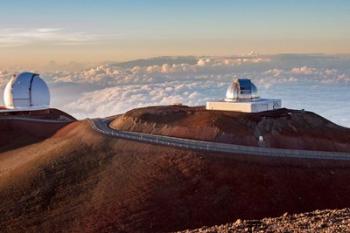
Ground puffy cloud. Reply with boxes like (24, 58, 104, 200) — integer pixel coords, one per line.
(197, 58, 211, 66)
(264, 68, 284, 77)
(290, 66, 317, 75)
(63, 80, 226, 119)
(44, 56, 272, 86)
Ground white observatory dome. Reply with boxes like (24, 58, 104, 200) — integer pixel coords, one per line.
(3, 72, 50, 110)
(225, 79, 259, 102)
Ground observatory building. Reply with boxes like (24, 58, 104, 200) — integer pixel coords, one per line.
(3, 72, 50, 110)
(206, 79, 281, 113)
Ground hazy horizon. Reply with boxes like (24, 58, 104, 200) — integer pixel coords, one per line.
(1, 53, 350, 72)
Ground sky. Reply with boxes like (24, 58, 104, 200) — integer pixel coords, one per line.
(0, 0, 350, 68)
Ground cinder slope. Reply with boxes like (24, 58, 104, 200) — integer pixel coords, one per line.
(0, 106, 350, 233)
(0, 121, 108, 233)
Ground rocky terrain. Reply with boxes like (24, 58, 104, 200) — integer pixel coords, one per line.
(177, 208, 350, 233)
(0, 105, 349, 233)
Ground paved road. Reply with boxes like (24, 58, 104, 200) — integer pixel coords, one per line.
(90, 118, 350, 161)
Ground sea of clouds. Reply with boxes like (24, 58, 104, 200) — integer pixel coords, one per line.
(0, 54, 349, 127)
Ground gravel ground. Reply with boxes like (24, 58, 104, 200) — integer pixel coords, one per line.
(177, 208, 350, 233)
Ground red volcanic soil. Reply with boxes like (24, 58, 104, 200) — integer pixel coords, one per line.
(112, 105, 350, 152)
(0, 108, 75, 152)
(0, 106, 350, 233)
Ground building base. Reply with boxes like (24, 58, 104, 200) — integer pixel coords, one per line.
(206, 99, 282, 113)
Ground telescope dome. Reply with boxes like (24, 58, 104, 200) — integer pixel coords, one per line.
(225, 79, 259, 102)
(3, 72, 50, 109)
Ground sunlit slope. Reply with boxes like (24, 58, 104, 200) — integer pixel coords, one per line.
(0, 108, 75, 152)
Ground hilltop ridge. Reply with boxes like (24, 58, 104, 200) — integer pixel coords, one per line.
(112, 105, 350, 152)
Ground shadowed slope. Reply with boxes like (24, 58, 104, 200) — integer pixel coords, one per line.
(0, 108, 75, 152)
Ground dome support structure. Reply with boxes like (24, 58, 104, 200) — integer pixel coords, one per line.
(28, 73, 39, 107)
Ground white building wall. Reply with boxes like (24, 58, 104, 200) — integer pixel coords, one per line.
(206, 99, 282, 113)
(206, 101, 252, 112)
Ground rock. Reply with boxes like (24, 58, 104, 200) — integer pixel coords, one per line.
(234, 219, 242, 225)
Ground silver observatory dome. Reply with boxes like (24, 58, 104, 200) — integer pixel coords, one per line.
(3, 72, 50, 110)
(225, 79, 259, 102)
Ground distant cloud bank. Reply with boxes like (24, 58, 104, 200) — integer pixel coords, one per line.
(0, 54, 349, 127)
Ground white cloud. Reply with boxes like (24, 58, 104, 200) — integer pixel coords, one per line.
(264, 68, 284, 77)
(36, 28, 63, 33)
(63, 80, 224, 119)
(290, 66, 317, 75)
(0, 28, 105, 47)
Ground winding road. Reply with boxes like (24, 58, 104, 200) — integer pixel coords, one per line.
(90, 118, 350, 161)
(2, 115, 350, 161)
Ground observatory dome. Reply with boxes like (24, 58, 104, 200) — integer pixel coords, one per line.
(3, 72, 50, 110)
(225, 79, 259, 102)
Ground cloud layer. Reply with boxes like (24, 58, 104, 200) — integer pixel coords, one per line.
(0, 54, 349, 127)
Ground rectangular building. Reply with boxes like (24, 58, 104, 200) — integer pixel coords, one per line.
(206, 99, 282, 113)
